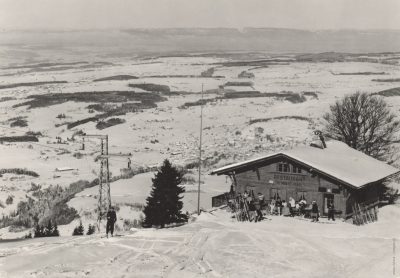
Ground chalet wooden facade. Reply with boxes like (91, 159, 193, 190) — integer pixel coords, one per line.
(211, 140, 399, 220)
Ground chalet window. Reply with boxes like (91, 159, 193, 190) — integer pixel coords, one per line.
(277, 163, 290, 173)
(292, 166, 302, 174)
(318, 187, 327, 192)
(332, 188, 340, 194)
(284, 164, 290, 172)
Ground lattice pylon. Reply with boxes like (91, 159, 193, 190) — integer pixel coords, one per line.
(98, 157, 111, 224)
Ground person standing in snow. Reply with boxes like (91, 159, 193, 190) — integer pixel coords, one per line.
(276, 197, 282, 215)
(254, 193, 264, 222)
(270, 198, 276, 215)
(106, 206, 117, 237)
(258, 193, 265, 210)
(328, 201, 335, 221)
(289, 197, 296, 208)
(311, 201, 319, 222)
(288, 197, 296, 216)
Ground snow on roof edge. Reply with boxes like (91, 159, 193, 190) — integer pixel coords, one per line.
(210, 152, 281, 175)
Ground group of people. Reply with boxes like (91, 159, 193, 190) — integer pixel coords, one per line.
(237, 190, 266, 222)
(233, 191, 336, 223)
(269, 196, 308, 217)
(309, 200, 335, 222)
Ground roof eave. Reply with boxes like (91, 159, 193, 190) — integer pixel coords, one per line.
(209, 153, 283, 175)
(356, 170, 400, 189)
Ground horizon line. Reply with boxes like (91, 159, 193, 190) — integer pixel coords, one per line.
(2, 27, 400, 32)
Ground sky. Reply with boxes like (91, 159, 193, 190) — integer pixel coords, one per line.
(0, 0, 399, 30)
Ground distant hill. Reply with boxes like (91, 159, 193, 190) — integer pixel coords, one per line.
(1, 28, 400, 55)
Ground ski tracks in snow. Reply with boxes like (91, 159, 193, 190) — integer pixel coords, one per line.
(106, 229, 223, 278)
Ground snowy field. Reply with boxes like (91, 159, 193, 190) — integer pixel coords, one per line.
(1, 205, 400, 278)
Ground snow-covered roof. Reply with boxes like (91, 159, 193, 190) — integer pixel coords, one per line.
(210, 140, 400, 189)
(55, 167, 77, 172)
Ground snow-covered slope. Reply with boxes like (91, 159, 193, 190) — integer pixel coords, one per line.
(1, 206, 400, 278)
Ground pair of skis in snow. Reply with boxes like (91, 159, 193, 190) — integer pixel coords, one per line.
(230, 194, 270, 222)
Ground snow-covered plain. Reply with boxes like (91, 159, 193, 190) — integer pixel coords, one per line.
(1, 48, 400, 277)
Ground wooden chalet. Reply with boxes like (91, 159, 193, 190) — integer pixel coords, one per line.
(211, 140, 399, 221)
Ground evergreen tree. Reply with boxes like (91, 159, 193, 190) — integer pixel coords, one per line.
(44, 220, 54, 236)
(72, 220, 84, 235)
(52, 223, 60, 236)
(143, 159, 187, 228)
(34, 223, 42, 238)
(86, 224, 96, 235)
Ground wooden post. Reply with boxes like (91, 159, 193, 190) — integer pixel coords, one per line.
(352, 205, 358, 225)
(232, 172, 238, 195)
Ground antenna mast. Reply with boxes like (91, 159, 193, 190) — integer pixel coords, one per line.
(197, 84, 204, 215)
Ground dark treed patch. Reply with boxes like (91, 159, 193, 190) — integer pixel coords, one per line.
(296, 52, 352, 62)
(93, 75, 139, 82)
(0, 81, 68, 90)
(374, 87, 400, 97)
(0, 168, 39, 177)
(0, 96, 17, 102)
(331, 72, 386, 75)
(180, 98, 217, 108)
(96, 118, 126, 130)
(67, 117, 98, 129)
(284, 93, 307, 103)
(249, 116, 312, 125)
(10, 118, 28, 127)
(14, 91, 166, 109)
(180, 91, 309, 108)
(222, 91, 261, 98)
(213, 58, 293, 67)
(0, 136, 38, 142)
(128, 83, 170, 93)
(224, 81, 254, 87)
(67, 101, 158, 129)
(372, 78, 400, 82)
(3, 61, 88, 70)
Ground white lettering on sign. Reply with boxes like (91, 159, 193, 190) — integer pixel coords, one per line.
(273, 174, 306, 187)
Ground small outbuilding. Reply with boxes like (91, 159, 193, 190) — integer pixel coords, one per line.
(211, 140, 399, 221)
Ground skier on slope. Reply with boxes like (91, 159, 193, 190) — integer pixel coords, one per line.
(106, 206, 117, 237)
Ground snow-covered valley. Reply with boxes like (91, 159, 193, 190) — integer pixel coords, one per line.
(1, 39, 400, 277)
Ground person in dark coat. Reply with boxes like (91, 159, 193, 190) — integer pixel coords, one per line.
(328, 201, 335, 221)
(311, 201, 319, 222)
(106, 206, 117, 237)
(276, 197, 282, 215)
(254, 193, 264, 222)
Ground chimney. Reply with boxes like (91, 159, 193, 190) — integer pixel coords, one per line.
(310, 130, 327, 149)
(319, 134, 327, 149)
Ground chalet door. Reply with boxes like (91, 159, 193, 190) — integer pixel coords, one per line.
(323, 193, 334, 215)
